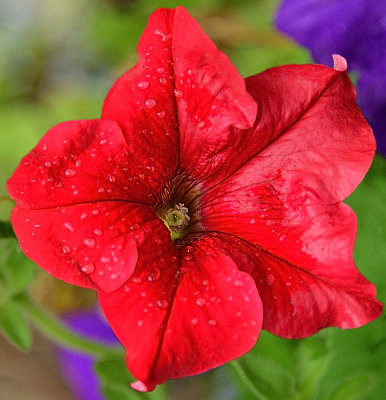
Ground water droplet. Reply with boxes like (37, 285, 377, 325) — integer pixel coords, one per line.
(234, 280, 244, 287)
(267, 274, 276, 286)
(99, 139, 107, 145)
(155, 29, 171, 41)
(93, 229, 103, 236)
(195, 298, 206, 307)
(250, 218, 256, 225)
(84, 238, 96, 248)
(75, 159, 82, 167)
(81, 263, 95, 274)
(191, 318, 198, 325)
(156, 110, 166, 118)
(156, 66, 165, 74)
(285, 282, 292, 287)
(108, 175, 116, 183)
(137, 320, 143, 327)
(174, 89, 184, 98)
(147, 267, 161, 282)
(61, 244, 71, 254)
(244, 295, 250, 302)
(137, 81, 150, 90)
(130, 223, 140, 230)
(80, 212, 88, 219)
(64, 168, 77, 178)
(44, 161, 52, 168)
(144, 98, 157, 109)
(208, 319, 217, 326)
(132, 277, 142, 284)
(202, 279, 210, 286)
(156, 299, 168, 309)
(64, 222, 75, 232)
(138, 173, 145, 180)
(42, 144, 48, 151)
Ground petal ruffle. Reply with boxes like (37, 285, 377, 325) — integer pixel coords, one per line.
(101, 7, 257, 187)
(202, 194, 382, 336)
(242, 62, 375, 203)
(99, 234, 262, 391)
(200, 63, 382, 335)
(11, 202, 168, 292)
(7, 119, 165, 208)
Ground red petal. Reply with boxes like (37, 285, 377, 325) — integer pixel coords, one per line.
(242, 63, 375, 202)
(101, 7, 256, 186)
(202, 195, 382, 336)
(7, 119, 164, 208)
(99, 234, 262, 391)
(11, 202, 167, 292)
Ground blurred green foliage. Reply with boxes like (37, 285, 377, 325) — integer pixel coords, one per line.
(0, 0, 384, 399)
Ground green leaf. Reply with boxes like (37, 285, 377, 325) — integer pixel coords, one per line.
(0, 221, 15, 238)
(0, 301, 32, 350)
(230, 353, 297, 400)
(0, 238, 36, 297)
(101, 386, 144, 400)
(295, 334, 331, 400)
(328, 373, 377, 400)
(95, 357, 168, 400)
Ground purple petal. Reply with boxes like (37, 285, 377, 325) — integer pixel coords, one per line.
(275, 0, 386, 155)
(55, 307, 118, 400)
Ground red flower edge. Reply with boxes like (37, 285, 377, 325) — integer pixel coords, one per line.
(7, 6, 382, 391)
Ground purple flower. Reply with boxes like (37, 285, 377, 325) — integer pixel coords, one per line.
(275, 0, 386, 154)
(56, 308, 118, 400)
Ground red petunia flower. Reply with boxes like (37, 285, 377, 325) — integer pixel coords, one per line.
(7, 6, 382, 391)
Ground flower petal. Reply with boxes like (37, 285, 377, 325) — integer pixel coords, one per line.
(7, 119, 164, 208)
(11, 202, 167, 292)
(243, 62, 374, 203)
(202, 195, 383, 337)
(99, 234, 262, 391)
(200, 63, 382, 334)
(101, 6, 257, 186)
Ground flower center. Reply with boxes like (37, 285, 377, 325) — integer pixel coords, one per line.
(165, 203, 190, 231)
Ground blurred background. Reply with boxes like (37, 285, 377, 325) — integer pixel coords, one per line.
(0, 0, 385, 399)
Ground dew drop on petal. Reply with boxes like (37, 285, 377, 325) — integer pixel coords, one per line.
(81, 263, 95, 274)
(137, 81, 150, 90)
(44, 161, 52, 168)
(267, 274, 276, 286)
(250, 218, 256, 225)
(84, 238, 96, 248)
(93, 229, 103, 236)
(156, 110, 166, 119)
(208, 319, 217, 326)
(144, 98, 157, 109)
(156, 299, 168, 309)
(138, 173, 145, 180)
(64, 222, 75, 232)
(202, 279, 210, 286)
(195, 298, 206, 307)
(137, 320, 143, 327)
(99, 139, 107, 145)
(174, 89, 184, 98)
(147, 267, 161, 282)
(61, 244, 71, 254)
(64, 168, 77, 178)
(233, 280, 244, 287)
(191, 318, 198, 326)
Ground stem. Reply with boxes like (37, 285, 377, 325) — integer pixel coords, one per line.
(14, 292, 124, 358)
(228, 360, 270, 400)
